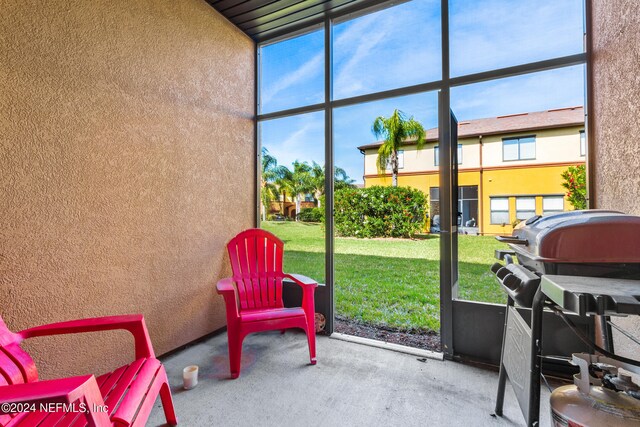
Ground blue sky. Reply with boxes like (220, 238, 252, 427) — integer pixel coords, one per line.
(259, 0, 585, 184)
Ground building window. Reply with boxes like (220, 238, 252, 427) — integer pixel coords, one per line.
(580, 130, 586, 156)
(430, 187, 440, 202)
(503, 136, 535, 161)
(459, 186, 479, 227)
(429, 187, 440, 229)
(543, 196, 564, 215)
(490, 197, 510, 224)
(386, 150, 404, 169)
(516, 197, 536, 221)
(434, 144, 463, 166)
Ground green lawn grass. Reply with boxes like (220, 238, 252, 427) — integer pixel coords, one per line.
(262, 221, 506, 333)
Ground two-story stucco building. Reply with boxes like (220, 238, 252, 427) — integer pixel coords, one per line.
(358, 106, 586, 235)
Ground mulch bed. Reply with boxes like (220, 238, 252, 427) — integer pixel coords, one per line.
(333, 315, 442, 353)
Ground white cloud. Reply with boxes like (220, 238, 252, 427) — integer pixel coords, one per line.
(450, 0, 583, 76)
(261, 52, 323, 107)
(333, 0, 442, 99)
(451, 65, 585, 120)
(262, 114, 325, 170)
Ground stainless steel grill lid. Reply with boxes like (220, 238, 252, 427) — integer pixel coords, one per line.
(505, 210, 640, 264)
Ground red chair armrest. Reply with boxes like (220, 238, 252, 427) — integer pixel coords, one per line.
(0, 375, 111, 425)
(19, 315, 155, 359)
(216, 277, 237, 294)
(284, 274, 317, 315)
(283, 273, 318, 288)
(216, 278, 239, 319)
(0, 375, 96, 408)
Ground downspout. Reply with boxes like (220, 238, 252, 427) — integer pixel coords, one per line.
(478, 135, 484, 235)
(359, 148, 366, 186)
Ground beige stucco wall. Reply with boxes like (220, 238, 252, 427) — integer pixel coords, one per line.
(364, 144, 437, 175)
(591, 0, 640, 358)
(0, 0, 255, 379)
(364, 140, 480, 176)
(364, 126, 583, 176)
(481, 126, 584, 167)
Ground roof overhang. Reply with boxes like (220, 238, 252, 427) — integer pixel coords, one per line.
(206, 0, 402, 43)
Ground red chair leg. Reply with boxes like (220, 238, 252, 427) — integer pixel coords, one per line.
(228, 331, 244, 379)
(306, 320, 317, 365)
(159, 381, 178, 425)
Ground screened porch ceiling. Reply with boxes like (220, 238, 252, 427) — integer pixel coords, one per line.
(206, 0, 395, 42)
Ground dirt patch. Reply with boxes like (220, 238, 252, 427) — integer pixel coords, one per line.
(333, 316, 442, 353)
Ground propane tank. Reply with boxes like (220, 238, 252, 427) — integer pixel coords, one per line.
(550, 353, 640, 427)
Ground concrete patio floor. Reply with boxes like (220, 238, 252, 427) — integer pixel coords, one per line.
(148, 331, 553, 426)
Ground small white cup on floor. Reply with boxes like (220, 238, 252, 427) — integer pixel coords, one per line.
(183, 365, 199, 390)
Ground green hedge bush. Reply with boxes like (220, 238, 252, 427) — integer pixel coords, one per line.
(298, 207, 323, 222)
(332, 186, 427, 238)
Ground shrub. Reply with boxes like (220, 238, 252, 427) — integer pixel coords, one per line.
(331, 186, 428, 238)
(561, 165, 587, 210)
(298, 207, 323, 222)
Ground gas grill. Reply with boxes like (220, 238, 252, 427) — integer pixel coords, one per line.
(492, 210, 640, 427)
(492, 210, 640, 308)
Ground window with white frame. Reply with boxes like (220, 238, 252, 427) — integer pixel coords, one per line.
(543, 196, 564, 215)
(503, 136, 535, 161)
(490, 197, 510, 224)
(580, 130, 586, 156)
(434, 144, 463, 166)
(516, 197, 536, 220)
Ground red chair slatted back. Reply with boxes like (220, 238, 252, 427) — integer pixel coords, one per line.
(0, 316, 38, 386)
(227, 228, 285, 312)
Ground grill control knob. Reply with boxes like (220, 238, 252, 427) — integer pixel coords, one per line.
(503, 274, 522, 291)
(491, 263, 503, 274)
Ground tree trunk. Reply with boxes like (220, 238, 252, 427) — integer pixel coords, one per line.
(261, 203, 266, 221)
(391, 150, 399, 187)
(295, 195, 301, 221)
(281, 191, 285, 215)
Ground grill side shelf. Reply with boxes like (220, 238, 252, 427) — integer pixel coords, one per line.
(541, 275, 640, 316)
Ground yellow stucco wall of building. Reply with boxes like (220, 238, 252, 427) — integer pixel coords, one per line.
(481, 164, 580, 235)
(364, 171, 481, 195)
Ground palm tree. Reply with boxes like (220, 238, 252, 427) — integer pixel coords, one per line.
(310, 161, 325, 208)
(260, 148, 280, 221)
(275, 165, 293, 216)
(309, 162, 355, 208)
(278, 161, 314, 220)
(372, 109, 426, 187)
(334, 166, 356, 191)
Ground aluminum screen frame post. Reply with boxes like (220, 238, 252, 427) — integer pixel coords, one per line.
(438, 0, 456, 360)
(255, 46, 261, 226)
(438, 93, 460, 360)
(324, 18, 335, 335)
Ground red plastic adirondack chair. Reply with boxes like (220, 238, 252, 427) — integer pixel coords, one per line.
(217, 228, 318, 378)
(0, 314, 177, 427)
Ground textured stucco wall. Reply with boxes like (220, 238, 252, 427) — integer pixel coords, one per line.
(0, 0, 254, 378)
(591, 0, 640, 357)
